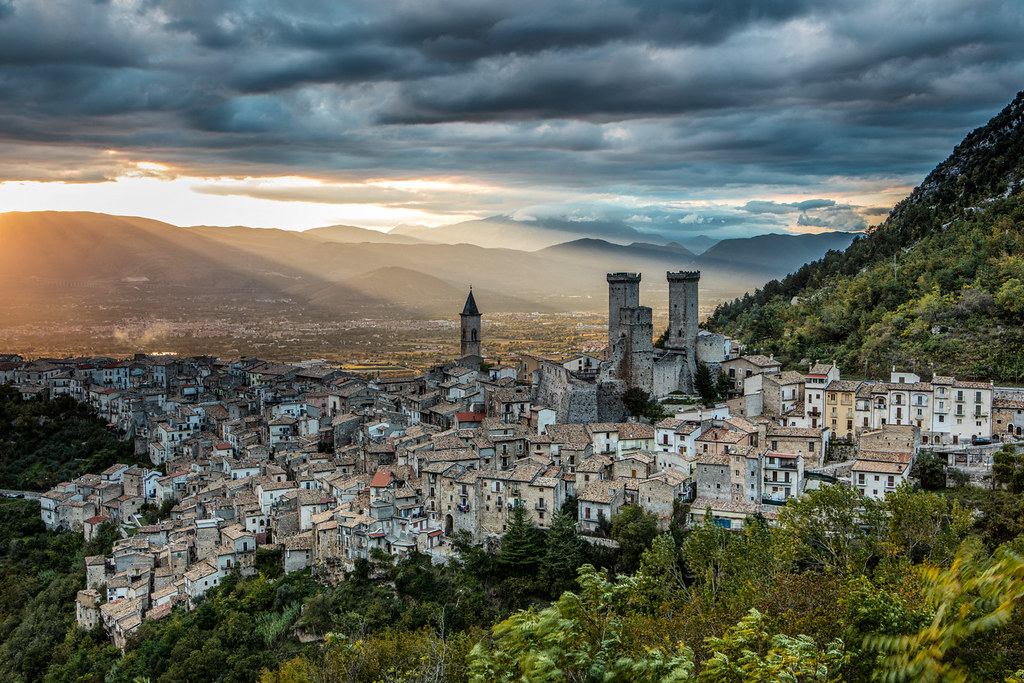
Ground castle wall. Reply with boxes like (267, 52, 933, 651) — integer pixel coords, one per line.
(534, 362, 599, 424)
(653, 354, 688, 398)
(597, 380, 627, 423)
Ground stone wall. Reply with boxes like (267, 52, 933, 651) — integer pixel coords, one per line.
(534, 362, 599, 424)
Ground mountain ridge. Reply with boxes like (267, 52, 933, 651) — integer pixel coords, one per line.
(707, 90, 1024, 381)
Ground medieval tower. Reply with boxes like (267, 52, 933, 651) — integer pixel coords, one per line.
(605, 272, 653, 394)
(606, 272, 641, 349)
(460, 289, 482, 358)
(666, 271, 700, 352)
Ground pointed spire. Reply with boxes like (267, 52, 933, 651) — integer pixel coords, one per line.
(461, 289, 480, 316)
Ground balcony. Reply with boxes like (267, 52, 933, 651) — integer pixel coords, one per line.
(767, 460, 798, 470)
(535, 500, 546, 510)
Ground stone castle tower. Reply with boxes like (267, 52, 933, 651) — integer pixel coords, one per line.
(666, 271, 700, 352)
(606, 272, 653, 394)
(606, 272, 641, 348)
(460, 289, 482, 358)
(603, 270, 706, 398)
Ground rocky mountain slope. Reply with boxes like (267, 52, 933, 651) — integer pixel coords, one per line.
(708, 91, 1024, 382)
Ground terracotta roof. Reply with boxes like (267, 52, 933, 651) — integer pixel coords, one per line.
(696, 452, 730, 466)
(852, 460, 908, 474)
(618, 423, 655, 440)
(739, 354, 781, 368)
(578, 482, 622, 503)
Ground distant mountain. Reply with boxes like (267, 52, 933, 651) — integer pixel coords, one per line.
(0, 211, 384, 317)
(708, 90, 1024, 381)
(337, 267, 549, 316)
(678, 234, 719, 254)
(540, 238, 696, 262)
(699, 232, 857, 272)
(301, 224, 424, 245)
(389, 215, 670, 250)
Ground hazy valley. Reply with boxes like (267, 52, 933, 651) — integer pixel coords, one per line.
(0, 211, 854, 363)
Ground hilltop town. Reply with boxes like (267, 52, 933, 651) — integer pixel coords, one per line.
(3, 271, 1022, 650)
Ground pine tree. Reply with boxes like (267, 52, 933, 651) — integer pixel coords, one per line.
(499, 501, 543, 576)
(695, 361, 717, 404)
(542, 509, 585, 597)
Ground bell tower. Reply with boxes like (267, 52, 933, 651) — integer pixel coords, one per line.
(460, 289, 482, 358)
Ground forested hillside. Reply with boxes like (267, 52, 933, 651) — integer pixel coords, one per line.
(0, 385, 139, 490)
(708, 91, 1024, 381)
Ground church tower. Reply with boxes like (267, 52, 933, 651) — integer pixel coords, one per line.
(460, 289, 482, 358)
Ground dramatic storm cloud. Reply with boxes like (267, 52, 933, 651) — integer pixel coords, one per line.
(0, 0, 1022, 233)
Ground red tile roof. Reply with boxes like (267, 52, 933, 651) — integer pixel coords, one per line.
(369, 470, 393, 488)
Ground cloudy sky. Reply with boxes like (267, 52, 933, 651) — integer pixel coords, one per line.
(0, 0, 1022, 238)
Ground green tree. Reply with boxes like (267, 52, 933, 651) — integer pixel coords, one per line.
(635, 533, 686, 610)
(610, 504, 659, 573)
(881, 485, 972, 565)
(623, 387, 664, 421)
(913, 450, 947, 490)
(699, 608, 845, 682)
(623, 387, 653, 418)
(995, 278, 1024, 316)
(993, 446, 1024, 494)
(777, 483, 885, 575)
(694, 362, 717, 405)
(541, 509, 585, 598)
(840, 575, 929, 681)
(468, 564, 694, 683)
(499, 501, 543, 577)
(716, 371, 731, 399)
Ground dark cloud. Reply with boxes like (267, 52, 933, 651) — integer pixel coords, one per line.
(0, 0, 1023, 234)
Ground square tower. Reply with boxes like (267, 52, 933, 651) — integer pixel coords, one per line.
(666, 271, 700, 353)
(607, 272, 641, 349)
